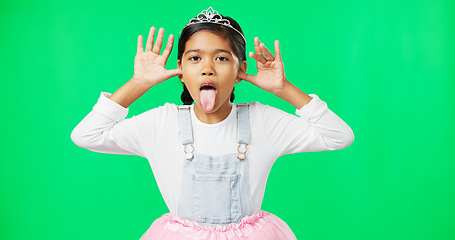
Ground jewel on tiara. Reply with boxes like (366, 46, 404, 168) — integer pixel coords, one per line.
(184, 7, 246, 43)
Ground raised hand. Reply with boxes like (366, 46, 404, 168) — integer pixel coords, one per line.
(237, 37, 288, 95)
(133, 27, 182, 86)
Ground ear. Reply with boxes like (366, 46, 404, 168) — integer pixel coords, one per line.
(236, 60, 247, 84)
(177, 60, 183, 82)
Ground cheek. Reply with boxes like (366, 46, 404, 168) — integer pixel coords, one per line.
(219, 64, 238, 77)
(181, 66, 198, 84)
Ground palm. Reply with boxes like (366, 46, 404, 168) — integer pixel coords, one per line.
(134, 51, 169, 84)
(254, 57, 286, 91)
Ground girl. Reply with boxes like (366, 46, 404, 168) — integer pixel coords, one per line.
(71, 7, 354, 240)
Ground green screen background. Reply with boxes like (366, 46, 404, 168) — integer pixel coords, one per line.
(1, 0, 454, 239)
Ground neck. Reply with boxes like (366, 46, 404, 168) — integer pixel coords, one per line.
(193, 100, 233, 124)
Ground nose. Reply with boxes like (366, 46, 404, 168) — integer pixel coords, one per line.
(201, 60, 215, 76)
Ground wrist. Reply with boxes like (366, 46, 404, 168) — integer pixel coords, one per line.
(273, 79, 312, 109)
(131, 77, 154, 89)
(272, 78, 291, 97)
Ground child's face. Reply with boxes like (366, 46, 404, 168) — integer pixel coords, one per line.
(178, 30, 246, 113)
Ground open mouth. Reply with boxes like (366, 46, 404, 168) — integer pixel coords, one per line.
(200, 83, 216, 91)
(199, 83, 217, 111)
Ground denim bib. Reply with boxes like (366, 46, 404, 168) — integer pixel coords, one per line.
(176, 103, 254, 226)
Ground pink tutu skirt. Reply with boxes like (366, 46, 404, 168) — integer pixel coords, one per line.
(139, 210, 297, 240)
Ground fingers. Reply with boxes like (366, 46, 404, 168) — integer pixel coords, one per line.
(254, 37, 263, 56)
(260, 43, 275, 61)
(139, 27, 174, 58)
(161, 34, 174, 64)
(275, 40, 282, 62)
(252, 37, 267, 64)
(237, 71, 255, 83)
(152, 27, 164, 54)
(137, 35, 144, 54)
(165, 68, 183, 79)
(145, 26, 156, 52)
(250, 37, 277, 64)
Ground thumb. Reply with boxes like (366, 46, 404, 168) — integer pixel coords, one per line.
(237, 71, 255, 83)
(165, 68, 183, 79)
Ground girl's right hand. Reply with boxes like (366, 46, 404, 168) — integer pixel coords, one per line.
(133, 26, 182, 87)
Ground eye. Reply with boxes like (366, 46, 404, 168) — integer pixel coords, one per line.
(189, 56, 201, 61)
(216, 56, 229, 61)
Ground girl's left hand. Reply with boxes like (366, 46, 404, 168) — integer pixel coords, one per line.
(237, 37, 288, 95)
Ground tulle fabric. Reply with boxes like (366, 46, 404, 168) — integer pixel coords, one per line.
(139, 210, 297, 240)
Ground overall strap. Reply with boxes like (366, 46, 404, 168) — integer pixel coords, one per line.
(236, 103, 250, 161)
(178, 105, 194, 145)
(178, 104, 250, 161)
(236, 103, 250, 145)
(178, 105, 194, 161)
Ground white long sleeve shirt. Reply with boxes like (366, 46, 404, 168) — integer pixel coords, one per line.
(71, 92, 354, 216)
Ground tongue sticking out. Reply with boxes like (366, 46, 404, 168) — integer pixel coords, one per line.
(200, 87, 217, 112)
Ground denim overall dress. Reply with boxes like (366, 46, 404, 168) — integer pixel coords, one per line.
(176, 103, 255, 227)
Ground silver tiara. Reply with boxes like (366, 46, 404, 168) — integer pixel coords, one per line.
(183, 7, 245, 43)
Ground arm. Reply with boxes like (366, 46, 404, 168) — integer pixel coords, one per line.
(108, 77, 153, 108)
(273, 80, 312, 109)
(255, 94, 354, 158)
(71, 91, 147, 157)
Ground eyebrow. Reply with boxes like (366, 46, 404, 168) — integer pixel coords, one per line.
(184, 49, 232, 55)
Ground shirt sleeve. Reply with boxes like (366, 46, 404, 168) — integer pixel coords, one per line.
(256, 94, 355, 158)
(70, 92, 146, 158)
